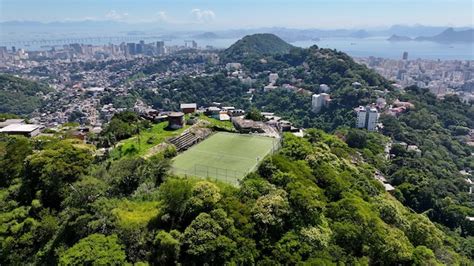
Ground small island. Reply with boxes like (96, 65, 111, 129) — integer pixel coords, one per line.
(387, 34, 412, 42)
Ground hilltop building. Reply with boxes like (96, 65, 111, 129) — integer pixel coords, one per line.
(0, 124, 41, 137)
(352, 82, 362, 89)
(225, 63, 242, 70)
(320, 84, 330, 92)
(355, 105, 379, 131)
(168, 112, 185, 130)
(0, 119, 25, 128)
(311, 93, 331, 113)
(180, 103, 197, 114)
(269, 73, 279, 84)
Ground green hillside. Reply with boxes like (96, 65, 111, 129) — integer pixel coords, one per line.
(220, 33, 295, 62)
(0, 74, 52, 115)
(1, 128, 472, 264)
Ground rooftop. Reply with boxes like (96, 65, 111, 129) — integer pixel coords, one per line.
(180, 103, 197, 109)
(207, 106, 221, 112)
(0, 119, 25, 128)
(0, 124, 41, 133)
(383, 183, 396, 191)
(168, 112, 185, 118)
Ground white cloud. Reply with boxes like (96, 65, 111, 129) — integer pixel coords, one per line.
(157, 11, 168, 22)
(191, 9, 215, 23)
(105, 10, 129, 21)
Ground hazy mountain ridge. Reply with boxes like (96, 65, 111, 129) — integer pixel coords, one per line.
(415, 28, 474, 42)
(2, 20, 472, 42)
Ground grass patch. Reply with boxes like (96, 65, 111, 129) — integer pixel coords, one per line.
(198, 115, 235, 132)
(112, 200, 160, 229)
(171, 132, 277, 185)
(110, 121, 189, 159)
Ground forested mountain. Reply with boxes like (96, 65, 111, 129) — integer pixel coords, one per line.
(1, 128, 472, 264)
(0, 74, 52, 115)
(220, 33, 294, 62)
(139, 42, 390, 131)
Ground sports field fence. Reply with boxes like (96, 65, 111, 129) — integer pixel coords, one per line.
(171, 164, 248, 185)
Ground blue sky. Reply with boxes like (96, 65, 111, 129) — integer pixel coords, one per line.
(0, 0, 472, 29)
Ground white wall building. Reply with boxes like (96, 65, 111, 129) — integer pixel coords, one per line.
(356, 106, 367, 128)
(367, 107, 379, 131)
(0, 124, 41, 137)
(355, 105, 379, 131)
(269, 73, 279, 84)
(311, 93, 330, 113)
(225, 63, 242, 70)
(320, 84, 330, 92)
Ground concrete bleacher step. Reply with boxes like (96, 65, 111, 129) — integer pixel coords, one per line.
(169, 128, 213, 151)
(170, 132, 199, 151)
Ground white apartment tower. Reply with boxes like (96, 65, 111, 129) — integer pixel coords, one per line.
(312, 93, 330, 113)
(356, 106, 367, 128)
(367, 107, 379, 131)
(356, 105, 379, 131)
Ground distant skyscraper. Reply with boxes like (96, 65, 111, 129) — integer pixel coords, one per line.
(156, 41, 165, 55)
(0, 46, 7, 58)
(70, 43, 82, 53)
(137, 40, 145, 54)
(402, 51, 408, 60)
(126, 43, 136, 55)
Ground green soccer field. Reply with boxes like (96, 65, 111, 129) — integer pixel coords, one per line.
(171, 132, 278, 185)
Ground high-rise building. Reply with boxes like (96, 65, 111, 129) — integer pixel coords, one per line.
(137, 40, 145, 54)
(70, 43, 82, 54)
(311, 93, 330, 113)
(355, 105, 379, 131)
(356, 106, 367, 128)
(126, 43, 136, 55)
(402, 51, 408, 60)
(0, 46, 7, 58)
(367, 107, 379, 131)
(156, 41, 165, 55)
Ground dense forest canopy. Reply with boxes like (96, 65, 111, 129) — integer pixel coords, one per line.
(379, 87, 474, 235)
(1, 129, 472, 264)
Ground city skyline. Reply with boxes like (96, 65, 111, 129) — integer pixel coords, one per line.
(0, 0, 473, 29)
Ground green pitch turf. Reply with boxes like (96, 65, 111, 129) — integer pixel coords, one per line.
(171, 132, 278, 185)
